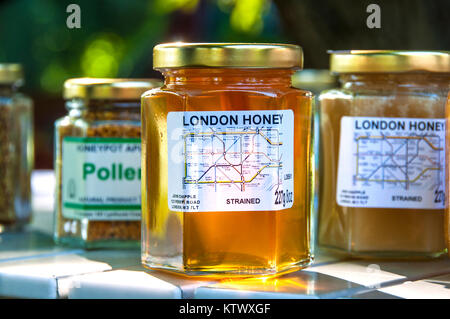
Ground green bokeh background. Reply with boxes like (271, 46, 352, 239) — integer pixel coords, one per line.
(0, 0, 448, 167)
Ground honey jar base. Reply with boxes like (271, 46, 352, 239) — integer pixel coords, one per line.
(319, 245, 448, 261)
(0, 218, 31, 233)
(142, 254, 313, 278)
(55, 236, 140, 250)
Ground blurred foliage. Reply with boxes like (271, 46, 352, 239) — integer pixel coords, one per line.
(0, 0, 447, 169)
(0, 0, 286, 168)
(81, 33, 125, 78)
(230, 0, 268, 34)
(0, 0, 447, 95)
(274, 0, 450, 69)
(154, 0, 200, 13)
(0, 0, 284, 95)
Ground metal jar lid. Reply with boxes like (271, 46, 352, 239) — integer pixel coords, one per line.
(0, 64, 23, 85)
(329, 50, 450, 73)
(63, 78, 162, 100)
(153, 43, 303, 69)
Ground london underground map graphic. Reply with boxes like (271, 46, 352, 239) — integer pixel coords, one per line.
(167, 110, 294, 212)
(182, 128, 282, 192)
(337, 116, 445, 209)
(355, 134, 443, 189)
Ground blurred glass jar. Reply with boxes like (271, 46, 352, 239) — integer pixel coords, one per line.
(141, 43, 314, 276)
(319, 51, 450, 258)
(292, 69, 338, 252)
(446, 92, 450, 257)
(0, 64, 33, 232)
(54, 78, 161, 248)
(292, 69, 338, 96)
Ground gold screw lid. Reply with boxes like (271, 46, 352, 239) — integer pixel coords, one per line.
(330, 50, 450, 73)
(0, 64, 23, 85)
(63, 78, 162, 100)
(153, 43, 303, 69)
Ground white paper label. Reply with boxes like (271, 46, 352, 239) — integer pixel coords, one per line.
(167, 110, 294, 212)
(337, 116, 445, 209)
(61, 137, 141, 220)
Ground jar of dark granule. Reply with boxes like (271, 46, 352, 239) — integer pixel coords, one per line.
(54, 78, 161, 248)
(0, 64, 33, 232)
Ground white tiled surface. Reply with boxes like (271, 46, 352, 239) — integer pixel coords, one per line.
(0, 254, 111, 299)
(67, 270, 182, 299)
(0, 170, 449, 299)
(193, 258, 444, 299)
(378, 280, 450, 299)
(306, 262, 405, 287)
(194, 270, 360, 299)
(364, 259, 450, 280)
(426, 273, 450, 285)
(138, 267, 219, 299)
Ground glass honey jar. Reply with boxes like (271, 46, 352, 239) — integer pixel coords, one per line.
(446, 92, 450, 257)
(141, 43, 314, 276)
(319, 51, 450, 258)
(0, 64, 33, 232)
(54, 78, 161, 248)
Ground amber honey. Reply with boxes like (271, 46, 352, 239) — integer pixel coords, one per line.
(319, 51, 450, 258)
(141, 43, 314, 276)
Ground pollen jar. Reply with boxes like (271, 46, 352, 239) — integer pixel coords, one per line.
(0, 64, 33, 232)
(54, 78, 161, 248)
(141, 43, 314, 276)
(318, 51, 450, 259)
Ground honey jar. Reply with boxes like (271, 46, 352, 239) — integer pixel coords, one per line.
(446, 92, 450, 257)
(141, 43, 314, 276)
(319, 51, 450, 258)
(54, 78, 161, 248)
(0, 64, 33, 232)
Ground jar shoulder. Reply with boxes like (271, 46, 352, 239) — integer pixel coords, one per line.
(54, 115, 87, 138)
(13, 92, 32, 104)
(318, 88, 351, 100)
(0, 92, 32, 108)
(319, 86, 448, 102)
(318, 87, 446, 118)
(55, 109, 141, 127)
(320, 84, 449, 98)
(143, 86, 312, 98)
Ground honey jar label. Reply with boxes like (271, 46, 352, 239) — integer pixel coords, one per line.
(166, 110, 294, 212)
(337, 116, 445, 209)
(61, 137, 142, 220)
